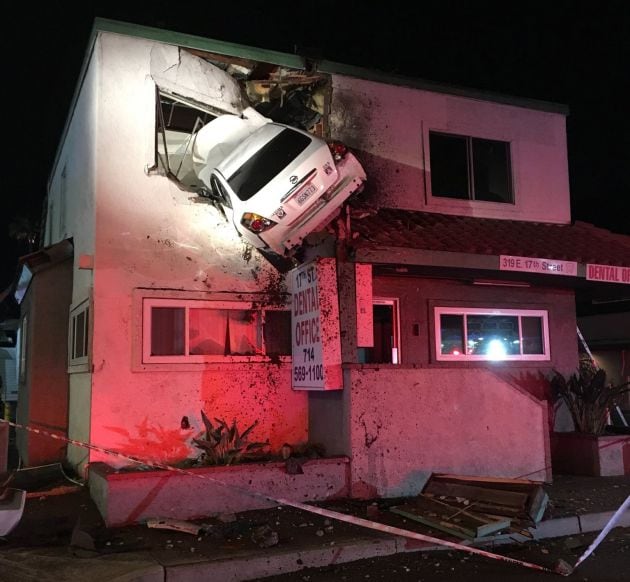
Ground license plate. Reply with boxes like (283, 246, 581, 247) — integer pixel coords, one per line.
(296, 184, 317, 206)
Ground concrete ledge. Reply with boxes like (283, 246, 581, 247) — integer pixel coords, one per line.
(579, 509, 630, 532)
(166, 538, 397, 582)
(89, 457, 350, 526)
(531, 516, 581, 540)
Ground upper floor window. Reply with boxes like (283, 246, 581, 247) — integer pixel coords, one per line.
(155, 92, 216, 191)
(429, 132, 513, 204)
(142, 298, 291, 364)
(435, 307, 549, 361)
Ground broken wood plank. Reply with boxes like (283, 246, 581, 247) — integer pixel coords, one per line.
(391, 505, 476, 540)
(426, 473, 549, 523)
(423, 495, 523, 517)
(424, 481, 528, 509)
(390, 495, 510, 540)
(526, 485, 549, 523)
(146, 517, 202, 535)
(431, 474, 542, 489)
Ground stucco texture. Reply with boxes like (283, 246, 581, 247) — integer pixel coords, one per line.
(347, 367, 550, 498)
(83, 34, 307, 467)
(330, 76, 570, 224)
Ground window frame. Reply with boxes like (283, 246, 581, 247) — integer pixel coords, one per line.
(427, 130, 515, 205)
(18, 314, 28, 383)
(153, 90, 218, 188)
(434, 307, 550, 362)
(142, 297, 291, 364)
(69, 299, 91, 369)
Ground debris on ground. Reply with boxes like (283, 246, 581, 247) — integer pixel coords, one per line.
(390, 473, 550, 542)
(553, 557, 574, 575)
(251, 524, 279, 548)
(217, 512, 237, 523)
(391, 495, 510, 540)
(147, 517, 203, 535)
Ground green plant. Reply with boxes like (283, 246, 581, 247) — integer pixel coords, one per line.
(551, 367, 630, 435)
(193, 411, 268, 466)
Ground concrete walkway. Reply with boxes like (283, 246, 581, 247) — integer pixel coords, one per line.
(2, 491, 628, 582)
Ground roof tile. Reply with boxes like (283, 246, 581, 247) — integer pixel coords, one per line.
(350, 208, 630, 266)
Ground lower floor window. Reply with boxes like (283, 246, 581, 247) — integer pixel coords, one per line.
(143, 298, 291, 363)
(69, 301, 90, 366)
(435, 307, 549, 361)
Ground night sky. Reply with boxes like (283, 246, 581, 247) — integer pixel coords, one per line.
(2, 1, 629, 290)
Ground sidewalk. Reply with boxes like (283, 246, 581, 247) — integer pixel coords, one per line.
(0, 475, 628, 582)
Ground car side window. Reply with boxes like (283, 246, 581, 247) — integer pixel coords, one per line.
(210, 175, 232, 209)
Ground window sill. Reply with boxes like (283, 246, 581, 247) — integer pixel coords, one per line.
(68, 362, 90, 374)
(133, 357, 292, 373)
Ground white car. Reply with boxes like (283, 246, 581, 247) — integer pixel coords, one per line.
(194, 115, 366, 255)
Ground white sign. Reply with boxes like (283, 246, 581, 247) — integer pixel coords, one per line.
(499, 255, 577, 276)
(586, 263, 630, 285)
(290, 259, 342, 390)
(291, 262, 325, 389)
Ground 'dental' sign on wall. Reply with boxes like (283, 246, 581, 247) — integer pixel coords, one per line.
(290, 258, 342, 391)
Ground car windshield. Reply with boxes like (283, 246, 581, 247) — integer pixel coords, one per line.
(227, 128, 311, 201)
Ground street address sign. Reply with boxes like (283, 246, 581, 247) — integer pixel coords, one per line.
(500, 255, 577, 276)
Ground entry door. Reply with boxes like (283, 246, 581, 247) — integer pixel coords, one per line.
(362, 299, 400, 364)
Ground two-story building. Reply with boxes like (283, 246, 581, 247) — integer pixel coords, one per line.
(12, 19, 629, 500)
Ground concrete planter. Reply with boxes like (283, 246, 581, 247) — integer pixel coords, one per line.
(551, 432, 630, 476)
(89, 457, 350, 526)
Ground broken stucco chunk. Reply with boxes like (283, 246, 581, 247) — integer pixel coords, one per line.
(150, 46, 247, 115)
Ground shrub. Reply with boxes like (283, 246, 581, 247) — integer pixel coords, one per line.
(193, 410, 268, 465)
(551, 367, 629, 435)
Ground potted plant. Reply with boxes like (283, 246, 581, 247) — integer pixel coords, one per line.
(550, 365, 629, 476)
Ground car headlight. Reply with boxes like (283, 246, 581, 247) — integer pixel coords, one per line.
(241, 213, 277, 234)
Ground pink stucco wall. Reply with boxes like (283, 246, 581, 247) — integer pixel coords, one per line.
(346, 367, 550, 497)
(82, 34, 307, 468)
(330, 76, 571, 224)
(372, 275, 578, 396)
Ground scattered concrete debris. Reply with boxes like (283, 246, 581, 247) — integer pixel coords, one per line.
(146, 517, 203, 535)
(217, 512, 237, 523)
(285, 457, 306, 475)
(553, 558, 574, 575)
(69, 515, 97, 556)
(366, 502, 379, 518)
(251, 524, 279, 548)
